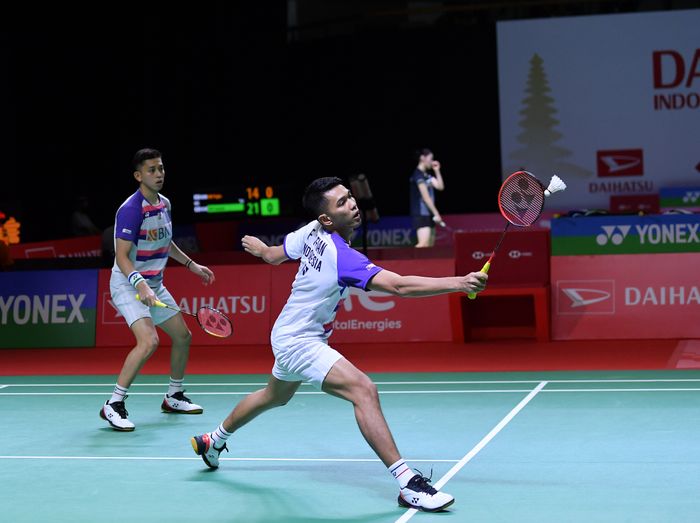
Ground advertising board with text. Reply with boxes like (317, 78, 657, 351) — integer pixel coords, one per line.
(552, 253, 700, 340)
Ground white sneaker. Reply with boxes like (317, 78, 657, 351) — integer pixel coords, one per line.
(190, 432, 228, 469)
(162, 390, 203, 414)
(99, 399, 135, 432)
(398, 473, 455, 512)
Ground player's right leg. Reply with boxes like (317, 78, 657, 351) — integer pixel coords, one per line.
(322, 357, 454, 512)
(99, 318, 159, 431)
(191, 375, 300, 468)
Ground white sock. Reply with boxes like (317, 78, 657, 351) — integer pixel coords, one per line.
(168, 377, 184, 396)
(211, 424, 232, 450)
(109, 384, 128, 404)
(389, 458, 415, 489)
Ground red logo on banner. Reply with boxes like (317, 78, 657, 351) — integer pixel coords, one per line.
(101, 292, 123, 324)
(556, 280, 615, 315)
(596, 149, 644, 177)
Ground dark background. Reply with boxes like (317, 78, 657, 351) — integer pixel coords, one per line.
(0, 1, 692, 242)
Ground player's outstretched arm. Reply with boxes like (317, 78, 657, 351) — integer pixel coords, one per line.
(367, 269, 487, 297)
(241, 235, 288, 265)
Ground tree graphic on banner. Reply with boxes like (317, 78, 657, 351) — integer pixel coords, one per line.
(508, 53, 591, 178)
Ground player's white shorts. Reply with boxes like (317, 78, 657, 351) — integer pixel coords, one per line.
(110, 273, 179, 328)
(271, 337, 343, 390)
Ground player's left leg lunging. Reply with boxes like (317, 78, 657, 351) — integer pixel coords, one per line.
(191, 376, 301, 468)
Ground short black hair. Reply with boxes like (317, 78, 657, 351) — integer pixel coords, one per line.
(302, 177, 344, 217)
(414, 148, 432, 163)
(133, 148, 162, 170)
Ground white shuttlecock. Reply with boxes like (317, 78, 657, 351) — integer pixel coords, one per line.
(544, 175, 567, 197)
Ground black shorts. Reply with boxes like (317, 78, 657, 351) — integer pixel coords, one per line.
(412, 215, 435, 230)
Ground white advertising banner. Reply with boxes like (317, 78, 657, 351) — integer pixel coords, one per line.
(497, 9, 700, 210)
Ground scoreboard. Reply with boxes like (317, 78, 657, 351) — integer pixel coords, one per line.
(193, 185, 283, 217)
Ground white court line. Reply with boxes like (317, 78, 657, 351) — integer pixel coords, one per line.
(3, 388, 700, 397)
(395, 381, 548, 523)
(0, 455, 458, 463)
(3, 378, 700, 388)
(0, 385, 7, 390)
(0, 390, 535, 396)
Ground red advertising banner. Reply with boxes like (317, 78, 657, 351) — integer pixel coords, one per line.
(454, 230, 550, 286)
(270, 259, 454, 343)
(97, 259, 455, 346)
(552, 253, 700, 339)
(96, 265, 272, 347)
(9, 235, 102, 259)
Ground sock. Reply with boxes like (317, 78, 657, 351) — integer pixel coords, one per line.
(168, 377, 184, 396)
(210, 424, 232, 450)
(389, 458, 415, 489)
(109, 384, 128, 404)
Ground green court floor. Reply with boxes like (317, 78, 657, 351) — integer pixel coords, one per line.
(1, 370, 700, 522)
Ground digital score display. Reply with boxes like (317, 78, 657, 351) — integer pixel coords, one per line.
(193, 186, 282, 217)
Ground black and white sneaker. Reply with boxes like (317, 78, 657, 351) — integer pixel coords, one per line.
(398, 472, 455, 512)
(191, 432, 228, 469)
(99, 398, 135, 431)
(162, 390, 203, 414)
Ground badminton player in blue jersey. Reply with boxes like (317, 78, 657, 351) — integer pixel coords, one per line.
(191, 177, 486, 512)
(100, 148, 215, 431)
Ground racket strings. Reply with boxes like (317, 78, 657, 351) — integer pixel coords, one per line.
(499, 172, 544, 226)
(196, 307, 233, 338)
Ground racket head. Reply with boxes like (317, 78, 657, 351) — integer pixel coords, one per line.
(498, 170, 545, 227)
(195, 307, 233, 338)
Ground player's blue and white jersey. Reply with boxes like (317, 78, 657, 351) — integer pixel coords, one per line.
(272, 220, 383, 344)
(111, 190, 172, 285)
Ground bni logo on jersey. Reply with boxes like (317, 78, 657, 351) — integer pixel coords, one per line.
(596, 149, 644, 177)
(556, 280, 615, 315)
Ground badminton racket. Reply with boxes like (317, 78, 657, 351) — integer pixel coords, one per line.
(135, 294, 233, 338)
(467, 171, 566, 300)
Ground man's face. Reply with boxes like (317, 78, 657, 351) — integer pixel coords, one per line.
(134, 158, 165, 192)
(420, 152, 434, 167)
(320, 185, 361, 229)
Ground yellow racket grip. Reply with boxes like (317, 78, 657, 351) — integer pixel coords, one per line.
(135, 294, 167, 308)
(467, 261, 491, 300)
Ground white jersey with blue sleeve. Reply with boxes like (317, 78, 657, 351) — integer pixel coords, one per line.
(271, 220, 383, 345)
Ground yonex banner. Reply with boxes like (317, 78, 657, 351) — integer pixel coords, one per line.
(350, 216, 414, 248)
(551, 215, 700, 255)
(0, 270, 98, 348)
(552, 254, 700, 339)
(498, 10, 700, 210)
(659, 187, 700, 212)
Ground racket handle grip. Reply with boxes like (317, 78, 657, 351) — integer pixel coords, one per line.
(467, 261, 491, 300)
(135, 294, 166, 307)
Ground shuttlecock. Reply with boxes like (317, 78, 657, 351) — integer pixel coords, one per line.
(544, 175, 567, 197)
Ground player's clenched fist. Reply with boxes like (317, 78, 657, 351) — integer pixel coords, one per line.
(462, 271, 488, 294)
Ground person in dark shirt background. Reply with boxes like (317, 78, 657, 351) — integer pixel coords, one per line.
(409, 148, 445, 248)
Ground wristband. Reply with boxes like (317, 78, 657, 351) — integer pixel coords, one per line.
(186, 259, 193, 269)
(128, 271, 145, 289)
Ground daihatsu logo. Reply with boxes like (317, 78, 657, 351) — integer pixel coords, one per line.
(562, 288, 611, 308)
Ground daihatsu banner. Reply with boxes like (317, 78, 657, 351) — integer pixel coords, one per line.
(498, 10, 700, 210)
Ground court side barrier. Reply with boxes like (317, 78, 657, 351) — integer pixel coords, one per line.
(551, 214, 700, 339)
(0, 269, 98, 348)
(95, 259, 455, 347)
(453, 229, 551, 342)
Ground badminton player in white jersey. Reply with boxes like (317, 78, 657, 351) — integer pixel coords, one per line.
(191, 177, 487, 512)
(100, 148, 215, 431)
